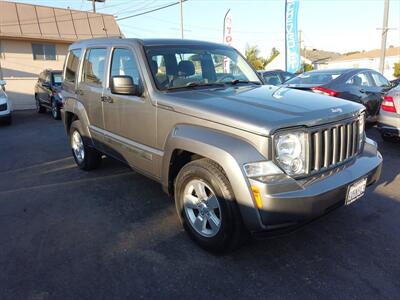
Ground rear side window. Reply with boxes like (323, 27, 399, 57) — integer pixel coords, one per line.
(82, 48, 107, 86)
(65, 49, 81, 83)
(371, 72, 390, 87)
(346, 72, 373, 87)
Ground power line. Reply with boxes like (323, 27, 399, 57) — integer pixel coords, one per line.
(116, 0, 188, 21)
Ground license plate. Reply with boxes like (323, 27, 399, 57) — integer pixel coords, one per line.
(346, 178, 367, 205)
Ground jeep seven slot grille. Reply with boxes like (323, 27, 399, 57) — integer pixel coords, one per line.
(308, 118, 362, 174)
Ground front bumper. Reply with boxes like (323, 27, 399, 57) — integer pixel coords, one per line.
(247, 137, 382, 234)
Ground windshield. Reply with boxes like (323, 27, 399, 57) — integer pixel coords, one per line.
(286, 71, 343, 85)
(144, 45, 261, 90)
(52, 73, 63, 85)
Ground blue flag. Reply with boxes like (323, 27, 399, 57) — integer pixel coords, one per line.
(285, 0, 300, 73)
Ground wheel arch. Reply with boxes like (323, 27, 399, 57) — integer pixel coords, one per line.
(161, 124, 266, 231)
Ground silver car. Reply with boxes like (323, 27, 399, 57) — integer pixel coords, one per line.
(0, 80, 12, 125)
(378, 85, 400, 140)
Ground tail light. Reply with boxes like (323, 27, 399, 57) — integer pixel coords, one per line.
(381, 96, 397, 113)
(311, 86, 338, 97)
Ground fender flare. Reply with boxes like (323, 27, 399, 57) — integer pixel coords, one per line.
(162, 124, 267, 231)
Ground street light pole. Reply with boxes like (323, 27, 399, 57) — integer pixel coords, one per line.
(379, 0, 390, 74)
(180, 0, 184, 39)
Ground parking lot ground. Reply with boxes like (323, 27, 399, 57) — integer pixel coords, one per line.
(0, 110, 400, 300)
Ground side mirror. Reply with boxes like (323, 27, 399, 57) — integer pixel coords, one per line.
(110, 75, 140, 96)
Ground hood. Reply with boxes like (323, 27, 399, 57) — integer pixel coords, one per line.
(157, 85, 364, 136)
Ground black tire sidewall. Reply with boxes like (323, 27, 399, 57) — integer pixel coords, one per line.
(175, 161, 239, 252)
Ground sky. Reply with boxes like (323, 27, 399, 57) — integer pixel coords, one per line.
(8, 0, 400, 57)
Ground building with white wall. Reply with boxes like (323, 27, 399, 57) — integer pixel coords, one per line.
(321, 47, 400, 80)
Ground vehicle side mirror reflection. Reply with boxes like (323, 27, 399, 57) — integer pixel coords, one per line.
(110, 75, 141, 96)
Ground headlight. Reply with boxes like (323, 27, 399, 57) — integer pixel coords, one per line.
(274, 131, 307, 176)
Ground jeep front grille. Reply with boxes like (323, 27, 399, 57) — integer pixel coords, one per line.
(308, 117, 363, 174)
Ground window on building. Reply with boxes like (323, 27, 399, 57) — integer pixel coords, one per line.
(65, 49, 82, 83)
(82, 48, 107, 86)
(32, 44, 56, 61)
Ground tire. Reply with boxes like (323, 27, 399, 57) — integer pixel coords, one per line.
(1, 115, 12, 125)
(35, 95, 46, 113)
(174, 158, 247, 253)
(51, 98, 61, 120)
(69, 120, 102, 170)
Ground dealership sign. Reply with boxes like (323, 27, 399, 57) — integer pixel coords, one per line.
(285, 0, 300, 73)
(223, 9, 232, 73)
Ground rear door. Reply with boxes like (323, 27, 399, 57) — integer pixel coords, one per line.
(102, 46, 157, 175)
(78, 47, 108, 148)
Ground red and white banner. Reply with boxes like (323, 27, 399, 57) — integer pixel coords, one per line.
(223, 9, 232, 73)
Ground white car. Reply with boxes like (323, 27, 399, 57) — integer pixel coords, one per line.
(0, 80, 12, 125)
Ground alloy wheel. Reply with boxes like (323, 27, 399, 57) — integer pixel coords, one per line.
(183, 179, 222, 237)
(71, 131, 85, 163)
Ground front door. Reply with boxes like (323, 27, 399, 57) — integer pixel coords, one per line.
(102, 47, 157, 176)
(78, 47, 108, 149)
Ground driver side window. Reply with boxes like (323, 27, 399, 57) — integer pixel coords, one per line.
(110, 48, 141, 87)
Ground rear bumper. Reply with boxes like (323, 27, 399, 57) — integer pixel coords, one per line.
(247, 138, 382, 234)
(377, 111, 400, 137)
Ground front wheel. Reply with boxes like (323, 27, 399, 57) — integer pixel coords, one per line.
(51, 99, 61, 120)
(175, 159, 247, 253)
(70, 120, 102, 170)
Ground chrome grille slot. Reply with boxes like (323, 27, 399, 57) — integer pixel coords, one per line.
(309, 117, 361, 174)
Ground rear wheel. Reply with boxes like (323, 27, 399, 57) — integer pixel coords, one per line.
(35, 95, 46, 113)
(174, 158, 247, 253)
(70, 120, 102, 170)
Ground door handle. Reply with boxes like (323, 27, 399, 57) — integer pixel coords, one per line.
(101, 96, 114, 103)
(75, 89, 84, 96)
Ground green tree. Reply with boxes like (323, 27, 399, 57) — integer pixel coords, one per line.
(245, 45, 265, 70)
(245, 45, 280, 70)
(301, 62, 314, 72)
(394, 62, 400, 78)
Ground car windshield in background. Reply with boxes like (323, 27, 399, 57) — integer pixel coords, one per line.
(286, 71, 343, 85)
(144, 45, 261, 91)
(53, 73, 63, 85)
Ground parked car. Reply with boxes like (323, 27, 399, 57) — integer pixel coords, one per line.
(284, 68, 393, 122)
(378, 85, 400, 141)
(257, 69, 295, 85)
(390, 77, 400, 87)
(34, 69, 63, 120)
(0, 80, 12, 125)
(61, 38, 382, 253)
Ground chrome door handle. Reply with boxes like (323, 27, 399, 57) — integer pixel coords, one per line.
(75, 89, 84, 95)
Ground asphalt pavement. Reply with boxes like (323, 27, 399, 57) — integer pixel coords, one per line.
(0, 111, 399, 300)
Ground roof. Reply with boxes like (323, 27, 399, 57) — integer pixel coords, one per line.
(332, 47, 400, 62)
(0, 1, 122, 43)
(70, 37, 232, 49)
(304, 68, 370, 74)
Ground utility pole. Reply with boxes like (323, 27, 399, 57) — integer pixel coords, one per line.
(379, 0, 390, 74)
(180, 0, 184, 39)
(88, 0, 105, 13)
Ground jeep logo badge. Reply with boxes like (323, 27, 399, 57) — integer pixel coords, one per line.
(331, 108, 343, 113)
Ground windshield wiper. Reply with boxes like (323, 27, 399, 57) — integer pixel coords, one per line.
(227, 80, 261, 85)
(166, 82, 226, 90)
